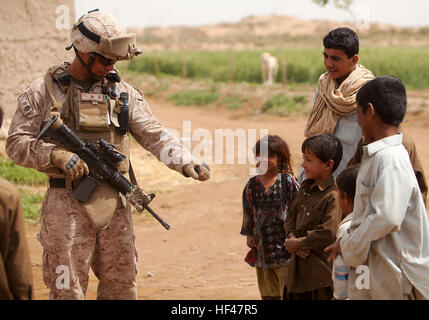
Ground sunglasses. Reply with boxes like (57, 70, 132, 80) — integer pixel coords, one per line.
(93, 53, 117, 66)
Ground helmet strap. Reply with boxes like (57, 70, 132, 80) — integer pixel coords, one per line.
(73, 46, 104, 81)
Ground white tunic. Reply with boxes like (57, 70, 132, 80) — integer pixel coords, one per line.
(298, 90, 362, 184)
(340, 134, 429, 299)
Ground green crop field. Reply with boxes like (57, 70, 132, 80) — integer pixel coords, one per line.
(19, 189, 45, 224)
(0, 158, 47, 186)
(0, 157, 47, 223)
(127, 47, 429, 90)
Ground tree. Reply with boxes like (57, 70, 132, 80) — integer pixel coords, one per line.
(312, 0, 353, 9)
(312, 0, 358, 27)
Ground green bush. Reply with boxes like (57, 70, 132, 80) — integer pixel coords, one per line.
(0, 158, 47, 185)
(19, 188, 44, 224)
(166, 89, 219, 106)
(222, 95, 244, 109)
(262, 94, 308, 116)
(144, 78, 171, 96)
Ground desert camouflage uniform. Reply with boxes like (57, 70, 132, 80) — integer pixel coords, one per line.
(6, 68, 194, 299)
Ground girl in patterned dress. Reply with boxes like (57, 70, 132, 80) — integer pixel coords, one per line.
(241, 135, 299, 299)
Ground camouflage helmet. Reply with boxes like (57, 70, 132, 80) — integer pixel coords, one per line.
(71, 9, 141, 61)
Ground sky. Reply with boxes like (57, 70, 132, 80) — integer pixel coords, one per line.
(74, 0, 429, 29)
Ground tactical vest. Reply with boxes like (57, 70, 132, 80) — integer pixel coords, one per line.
(43, 63, 130, 176)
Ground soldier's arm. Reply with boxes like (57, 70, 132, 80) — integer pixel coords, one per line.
(127, 84, 197, 174)
(6, 78, 56, 171)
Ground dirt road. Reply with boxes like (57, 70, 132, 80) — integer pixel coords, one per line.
(24, 97, 429, 300)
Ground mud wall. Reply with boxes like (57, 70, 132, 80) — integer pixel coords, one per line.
(0, 0, 75, 118)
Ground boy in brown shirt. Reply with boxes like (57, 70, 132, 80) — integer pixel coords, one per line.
(284, 133, 343, 300)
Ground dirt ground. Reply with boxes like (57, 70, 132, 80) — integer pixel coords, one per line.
(22, 95, 429, 300)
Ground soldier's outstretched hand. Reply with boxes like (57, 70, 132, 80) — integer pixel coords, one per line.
(182, 162, 210, 181)
(50, 147, 89, 180)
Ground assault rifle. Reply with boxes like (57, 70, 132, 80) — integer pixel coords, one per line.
(37, 115, 171, 230)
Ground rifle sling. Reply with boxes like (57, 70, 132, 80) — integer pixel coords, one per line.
(128, 161, 138, 186)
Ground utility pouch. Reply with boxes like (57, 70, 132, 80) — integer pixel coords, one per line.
(109, 98, 120, 127)
(80, 181, 120, 231)
(75, 92, 110, 131)
(116, 92, 129, 135)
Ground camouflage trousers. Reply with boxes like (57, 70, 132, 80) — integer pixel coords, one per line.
(37, 187, 138, 300)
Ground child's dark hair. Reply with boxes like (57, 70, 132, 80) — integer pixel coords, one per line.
(302, 133, 343, 173)
(356, 76, 407, 126)
(254, 135, 293, 174)
(323, 27, 359, 58)
(336, 164, 360, 203)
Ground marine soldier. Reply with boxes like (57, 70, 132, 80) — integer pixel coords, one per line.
(5, 9, 210, 300)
